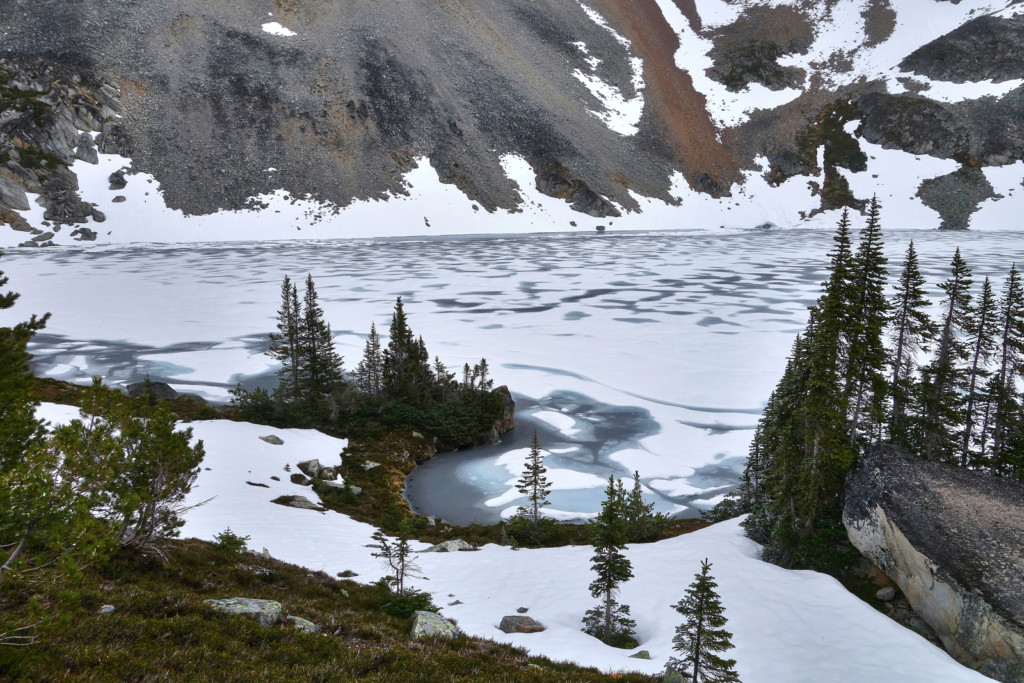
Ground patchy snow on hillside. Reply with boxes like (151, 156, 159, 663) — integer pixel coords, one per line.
(31, 402, 990, 682)
(574, 2, 646, 136)
(261, 21, 297, 37)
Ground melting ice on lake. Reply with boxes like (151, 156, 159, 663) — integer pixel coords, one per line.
(3, 228, 1022, 520)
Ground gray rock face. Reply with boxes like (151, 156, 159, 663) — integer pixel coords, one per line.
(125, 381, 178, 399)
(205, 597, 283, 627)
(844, 445, 1024, 682)
(0, 175, 31, 211)
(410, 611, 459, 639)
(901, 16, 1024, 83)
(917, 167, 997, 231)
(498, 615, 545, 634)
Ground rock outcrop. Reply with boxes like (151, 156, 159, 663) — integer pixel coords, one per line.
(900, 15, 1024, 84)
(205, 597, 284, 627)
(487, 386, 516, 444)
(409, 611, 459, 639)
(844, 445, 1024, 682)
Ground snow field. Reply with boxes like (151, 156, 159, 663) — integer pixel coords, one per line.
(33, 403, 989, 681)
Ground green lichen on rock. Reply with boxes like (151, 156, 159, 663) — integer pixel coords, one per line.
(205, 597, 284, 627)
(409, 610, 459, 639)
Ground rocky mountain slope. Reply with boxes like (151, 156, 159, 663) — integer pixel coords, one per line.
(1, 0, 1023, 244)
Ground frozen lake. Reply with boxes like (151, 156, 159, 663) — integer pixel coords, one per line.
(2, 228, 1021, 521)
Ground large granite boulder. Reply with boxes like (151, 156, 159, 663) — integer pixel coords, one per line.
(844, 445, 1024, 682)
(498, 615, 545, 634)
(205, 597, 283, 627)
(410, 611, 459, 639)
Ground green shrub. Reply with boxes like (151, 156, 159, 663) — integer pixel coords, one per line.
(213, 528, 250, 553)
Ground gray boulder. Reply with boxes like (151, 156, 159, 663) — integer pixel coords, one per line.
(498, 615, 545, 634)
(98, 604, 116, 615)
(259, 434, 284, 445)
(319, 466, 339, 481)
(297, 459, 322, 479)
(422, 539, 474, 553)
(125, 381, 178, 400)
(876, 586, 896, 602)
(630, 650, 652, 659)
(270, 495, 323, 511)
(287, 615, 319, 633)
(410, 611, 459, 639)
(289, 473, 311, 486)
(205, 597, 283, 627)
(844, 445, 1024, 682)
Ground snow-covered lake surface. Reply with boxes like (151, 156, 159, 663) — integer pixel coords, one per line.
(4, 228, 1022, 521)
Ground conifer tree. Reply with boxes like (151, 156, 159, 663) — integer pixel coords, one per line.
(621, 470, 666, 543)
(960, 276, 999, 467)
(843, 196, 890, 441)
(919, 249, 974, 463)
(886, 241, 936, 449)
(382, 297, 418, 398)
(0, 254, 49, 475)
(354, 321, 384, 398)
(267, 275, 302, 405)
(515, 431, 551, 526)
(582, 476, 636, 646)
(983, 265, 1024, 476)
(297, 273, 344, 409)
(667, 559, 740, 683)
(0, 256, 54, 584)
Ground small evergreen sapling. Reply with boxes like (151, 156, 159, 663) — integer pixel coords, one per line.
(515, 431, 551, 526)
(668, 559, 740, 683)
(581, 476, 636, 647)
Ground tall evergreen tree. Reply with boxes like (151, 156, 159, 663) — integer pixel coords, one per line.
(886, 241, 936, 449)
(297, 274, 344, 408)
(984, 265, 1024, 477)
(353, 321, 384, 398)
(919, 249, 974, 463)
(960, 276, 999, 467)
(515, 431, 551, 526)
(0, 254, 49, 474)
(0, 256, 53, 584)
(582, 476, 636, 646)
(843, 196, 890, 441)
(267, 276, 302, 405)
(621, 470, 666, 542)
(667, 559, 740, 683)
(382, 297, 425, 399)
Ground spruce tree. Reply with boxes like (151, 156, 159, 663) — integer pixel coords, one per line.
(843, 196, 890, 441)
(267, 276, 302, 405)
(298, 274, 344, 407)
(0, 257, 54, 584)
(353, 321, 384, 398)
(960, 276, 999, 467)
(984, 265, 1024, 477)
(667, 559, 740, 683)
(886, 241, 936, 449)
(582, 476, 636, 646)
(382, 297, 418, 398)
(515, 431, 551, 526)
(622, 470, 666, 542)
(919, 249, 974, 463)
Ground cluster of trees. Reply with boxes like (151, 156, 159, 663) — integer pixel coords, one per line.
(233, 276, 505, 450)
(720, 198, 1024, 570)
(0, 257, 204, 594)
